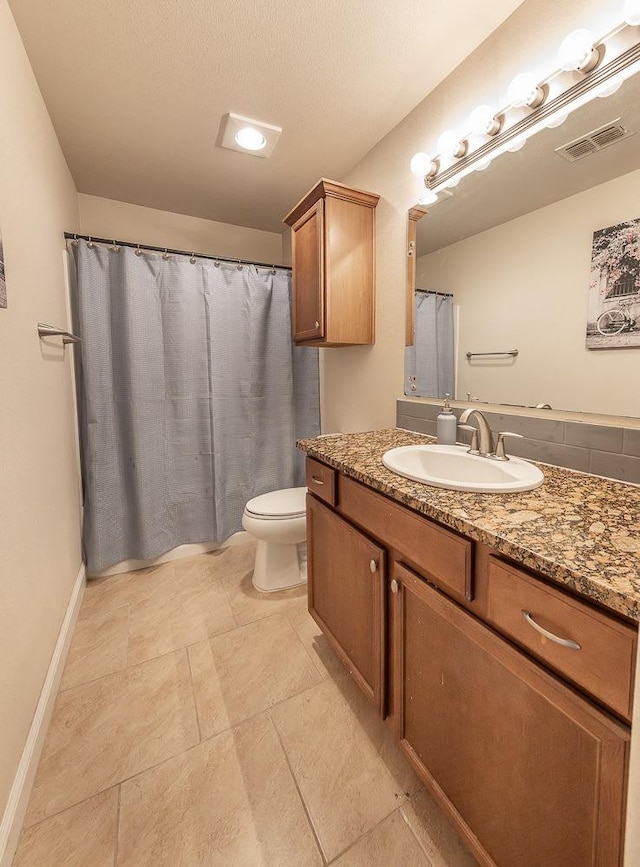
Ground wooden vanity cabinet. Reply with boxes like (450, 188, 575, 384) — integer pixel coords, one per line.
(393, 562, 629, 867)
(304, 455, 636, 866)
(306, 494, 386, 715)
(283, 179, 379, 346)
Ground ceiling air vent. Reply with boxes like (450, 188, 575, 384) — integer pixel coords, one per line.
(555, 118, 634, 162)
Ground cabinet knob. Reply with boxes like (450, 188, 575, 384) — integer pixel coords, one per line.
(369, 559, 378, 573)
(390, 579, 399, 594)
(314, 320, 320, 329)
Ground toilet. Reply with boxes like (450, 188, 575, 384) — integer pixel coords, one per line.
(241, 487, 307, 592)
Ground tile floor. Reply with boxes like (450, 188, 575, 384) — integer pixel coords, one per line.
(13, 539, 476, 866)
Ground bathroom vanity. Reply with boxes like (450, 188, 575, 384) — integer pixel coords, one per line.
(299, 428, 640, 867)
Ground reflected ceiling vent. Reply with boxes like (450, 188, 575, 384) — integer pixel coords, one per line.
(555, 118, 634, 162)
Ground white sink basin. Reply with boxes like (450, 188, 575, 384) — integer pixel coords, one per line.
(382, 444, 544, 493)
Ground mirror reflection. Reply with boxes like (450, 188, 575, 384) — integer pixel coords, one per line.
(408, 69, 640, 418)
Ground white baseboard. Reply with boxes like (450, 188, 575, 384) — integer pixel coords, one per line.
(0, 562, 86, 867)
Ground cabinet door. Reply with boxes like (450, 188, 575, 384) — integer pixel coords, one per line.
(291, 198, 324, 342)
(392, 563, 629, 867)
(307, 494, 386, 714)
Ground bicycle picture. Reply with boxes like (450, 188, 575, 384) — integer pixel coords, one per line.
(596, 297, 637, 336)
(586, 218, 640, 349)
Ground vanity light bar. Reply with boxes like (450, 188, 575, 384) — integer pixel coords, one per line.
(412, 10, 640, 195)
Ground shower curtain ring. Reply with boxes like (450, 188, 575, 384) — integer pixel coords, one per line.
(237, 259, 243, 271)
(87, 237, 94, 248)
(190, 253, 197, 264)
(71, 234, 78, 245)
(214, 259, 220, 268)
(162, 248, 171, 260)
(111, 240, 120, 252)
(135, 245, 143, 256)
(271, 264, 276, 275)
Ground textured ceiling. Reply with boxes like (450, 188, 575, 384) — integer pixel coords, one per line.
(9, 0, 525, 232)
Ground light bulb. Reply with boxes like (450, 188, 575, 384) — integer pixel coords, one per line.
(507, 73, 545, 108)
(469, 105, 502, 137)
(444, 176, 460, 189)
(234, 127, 267, 150)
(546, 111, 569, 129)
(597, 79, 623, 97)
(506, 136, 527, 153)
(474, 157, 492, 172)
(437, 130, 467, 159)
(418, 190, 438, 205)
(558, 29, 600, 73)
(410, 152, 438, 177)
(624, 0, 640, 25)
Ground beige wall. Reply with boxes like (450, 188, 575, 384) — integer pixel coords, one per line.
(324, 0, 619, 433)
(78, 194, 285, 264)
(0, 0, 81, 823)
(416, 168, 640, 417)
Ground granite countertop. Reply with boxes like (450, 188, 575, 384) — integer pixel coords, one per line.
(298, 428, 640, 624)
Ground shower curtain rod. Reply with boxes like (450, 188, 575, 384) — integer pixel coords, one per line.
(415, 289, 453, 297)
(64, 233, 292, 272)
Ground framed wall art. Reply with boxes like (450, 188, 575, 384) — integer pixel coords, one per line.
(586, 218, 640, 349)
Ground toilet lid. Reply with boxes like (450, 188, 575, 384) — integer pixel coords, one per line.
(245, 486, 307, 518)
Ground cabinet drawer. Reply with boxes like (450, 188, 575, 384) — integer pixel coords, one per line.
(485, 556, 637, 720)
(306, 457, 337, 506)
(339, 475, 472, 603)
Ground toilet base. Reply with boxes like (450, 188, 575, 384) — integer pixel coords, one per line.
(252, 541, 307, 593)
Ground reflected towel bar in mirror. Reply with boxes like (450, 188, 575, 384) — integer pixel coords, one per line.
(37, 323, 81, 345)
(466, 350, 518, 359)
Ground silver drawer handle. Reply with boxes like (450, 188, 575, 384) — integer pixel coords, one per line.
(522, 610, 581, 650)
(311, 475, 324, 485)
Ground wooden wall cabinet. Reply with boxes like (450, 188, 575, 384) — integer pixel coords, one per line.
(284, 179, 379, 346)
(305, 459, 635, 867)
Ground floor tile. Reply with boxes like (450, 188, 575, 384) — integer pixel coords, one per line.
(117, 712, 322, 867)
(271, 677, 404, 861)
(126, 558, 236, 665)
(187, 539, 256, 581)
(82, 561, 176, 615)
(188, 613, 322, 733)
(60, 603, 129, 690)
(329, 672, 423, 799)
(186, 640, 232, 739)
(286, 600, 352, 680)
(330, 809, 431, 866)
(223, 567, 307, 626)
(25, 650, 198, 826)
(12, 787, 118, 867)
(401, 789, 477, 867)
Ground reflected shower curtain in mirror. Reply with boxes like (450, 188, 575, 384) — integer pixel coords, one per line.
(71, 240, 320, 573)
(405, 290, 455, 399)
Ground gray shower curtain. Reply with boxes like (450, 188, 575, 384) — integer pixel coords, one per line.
(405, 290, 455, 398)
(72, 240, 319, 573)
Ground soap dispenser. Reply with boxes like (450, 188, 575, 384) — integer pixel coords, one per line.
(436, 394, 457, 445)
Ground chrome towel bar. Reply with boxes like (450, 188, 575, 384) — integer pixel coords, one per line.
(37, 323, 81, 345)
(466, 349, 518, 359)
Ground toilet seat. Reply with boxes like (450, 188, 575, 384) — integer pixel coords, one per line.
(244, 487, 306, 520)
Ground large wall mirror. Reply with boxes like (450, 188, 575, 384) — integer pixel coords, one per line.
(407, 67, 640, 419)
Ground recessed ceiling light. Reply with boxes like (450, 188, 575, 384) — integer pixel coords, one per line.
(221, 113, 282, 158)
(235, 127, 267, 151)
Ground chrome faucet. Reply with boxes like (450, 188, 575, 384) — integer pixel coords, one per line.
(458, 408, 495, 457)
